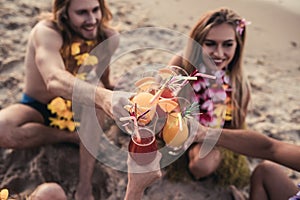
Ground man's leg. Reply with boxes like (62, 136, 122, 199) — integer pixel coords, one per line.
(75, 143, 96, 200)
(0, 104, 79, 148)
(75, 107, 105, 200)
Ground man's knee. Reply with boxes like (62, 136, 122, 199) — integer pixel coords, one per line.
(0, 122, 13, 148)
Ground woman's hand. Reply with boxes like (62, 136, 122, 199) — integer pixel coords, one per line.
(193, 122, 209, 143)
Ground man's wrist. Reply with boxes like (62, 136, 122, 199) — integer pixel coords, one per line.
(125, 181, 144, 200)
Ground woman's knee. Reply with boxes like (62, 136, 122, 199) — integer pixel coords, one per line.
(253, 161, 279, 174)
(251, 161, 279, 183)
(188, 147, 222, 179)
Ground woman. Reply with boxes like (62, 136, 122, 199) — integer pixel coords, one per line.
(169, 7, 251, 187)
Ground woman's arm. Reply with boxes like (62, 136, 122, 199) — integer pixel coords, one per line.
(197, 126, 300, 171)
(220, 128, 300, 171)
(168, 54, 183, 66)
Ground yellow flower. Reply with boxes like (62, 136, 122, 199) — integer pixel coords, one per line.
(74, 53, 89, 66)
(83, 55, 98, 66)
(48, 98, 74, 120)
(71, 42, 81, 55)
(86, 41, 95, 46)
(49, 117, 79, 132)
(76, 72, 87, 80)
(66, 100, 72, 109)
(225, 104, 233, 121)
(214, 104, 227, 119)
(66, 120, 80, 132)
(48, 97, 67, 114)
(0, 188, 9, 200)
(57, 109, 74, 120)
(224, 114, 233, 121)
(48, 97, 79, 131)
(49, 118, 66, 130)
(74, 53, 99, 66)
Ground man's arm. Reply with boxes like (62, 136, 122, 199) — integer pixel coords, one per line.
(32, 22, 113, 117)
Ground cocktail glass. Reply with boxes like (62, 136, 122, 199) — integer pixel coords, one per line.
(128, 127, 158, 165)
(161, 97, 196, 155)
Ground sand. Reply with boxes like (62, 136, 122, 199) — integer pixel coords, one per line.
(0, 0, 299, 199)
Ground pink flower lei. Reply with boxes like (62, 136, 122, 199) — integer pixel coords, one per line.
(191, 68, 232, 127)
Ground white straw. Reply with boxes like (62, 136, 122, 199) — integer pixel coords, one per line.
(177, 76, 197, 81)
(120, 116, 141, 142)
(195, 72, 216, 79)
(178, 113, 183, 131)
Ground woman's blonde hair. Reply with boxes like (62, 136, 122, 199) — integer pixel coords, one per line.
(183, 7, 251, 128)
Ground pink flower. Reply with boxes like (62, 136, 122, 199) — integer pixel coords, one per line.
(236, 18, 251, 36)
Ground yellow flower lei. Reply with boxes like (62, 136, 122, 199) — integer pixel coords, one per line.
(71, 41, 99, 66)
(48, 40, 99, 132)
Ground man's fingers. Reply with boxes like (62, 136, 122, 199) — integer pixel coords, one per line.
(127, 151, 162, 173)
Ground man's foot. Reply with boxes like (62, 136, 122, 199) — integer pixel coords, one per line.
(74, 185, 94, 200)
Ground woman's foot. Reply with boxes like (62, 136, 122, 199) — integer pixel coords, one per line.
(230, 185, 246, 200)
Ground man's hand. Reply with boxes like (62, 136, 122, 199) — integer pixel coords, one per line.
(125, 152, 162, 200)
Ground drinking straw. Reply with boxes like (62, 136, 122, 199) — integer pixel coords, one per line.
(149, 76, 171, 104)
(120, 115, 141, 143)
(177, 112, 183, 131)
(194, 72, 216, 79)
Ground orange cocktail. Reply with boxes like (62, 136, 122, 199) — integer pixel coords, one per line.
(131, 92, 158, 126)
(162, 112, 189, 148)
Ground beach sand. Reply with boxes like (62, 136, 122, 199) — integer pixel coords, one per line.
(0, 0, 299, 199)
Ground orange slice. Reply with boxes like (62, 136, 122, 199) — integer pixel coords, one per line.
(158, 68, 175, 79)
(158, 99, 178, 113)
(131, 92, 157, 125)
(134, 77, 157, 91)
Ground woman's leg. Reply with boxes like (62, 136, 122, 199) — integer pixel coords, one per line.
(188, 143, 222, 179)
(250, 160, 298, 200)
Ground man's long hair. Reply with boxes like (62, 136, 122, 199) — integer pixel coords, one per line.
(183, 7, 251, 128)
(51, 0, 114, 71)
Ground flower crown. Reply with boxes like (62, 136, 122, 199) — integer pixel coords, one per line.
(236, 18, 251, 36)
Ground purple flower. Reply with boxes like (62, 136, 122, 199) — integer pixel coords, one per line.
(288, 184, 300, 200)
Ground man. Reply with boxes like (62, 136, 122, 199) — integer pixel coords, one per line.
(0, 0, 119, 199)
